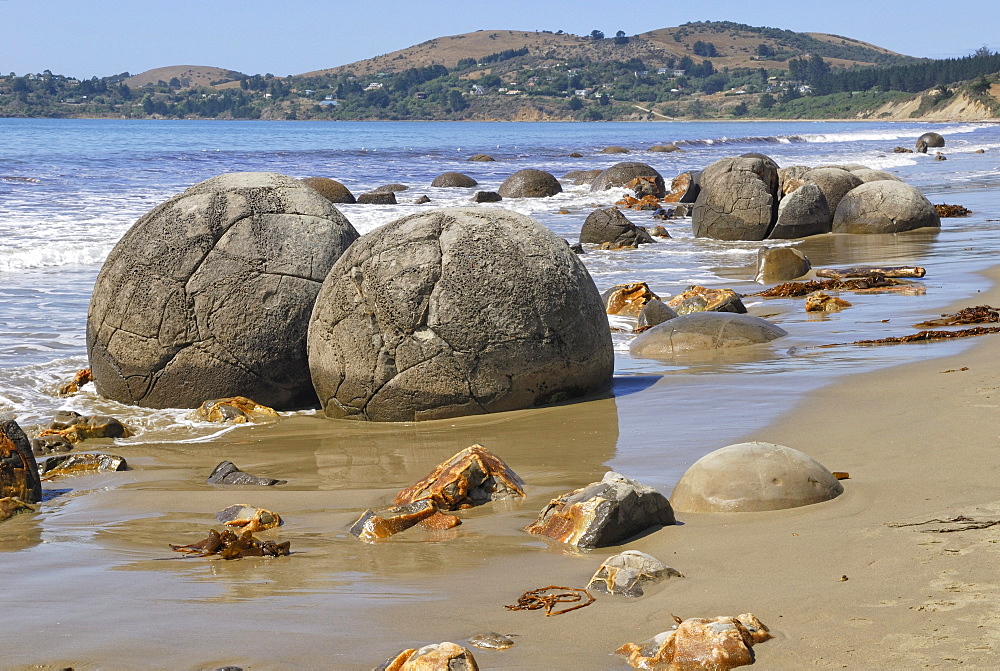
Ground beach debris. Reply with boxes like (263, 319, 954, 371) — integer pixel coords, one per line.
(393, 445, 525, 511)
(376, 642, 479, 671)
(636, 299, 679, 332)
(669, 442, 843, 513)
(667, 285, 746, 315)
(580, 207, 655, 247)
(505, 586, 595, 616)
(602, 282, 661, 318)
(216, 504, 283, 533)
(38, 453, 127, 478)
(749, 275, 902, 297)
(888, 515, 1000, 533)
(914, 305, 999, 328)
(616, 613, 772, 670)
(36, 411, 133, 444)
(630, 313, 787, 357)
(525, 471, 674, 548)
(755, 247, 811, 283)
(815, 266, 926, 280)
(804, 291, 852, 312)
(58, 367, 93, 395)
(935, 203, 971, 217)
(349, 500, 438, 542)
(0, 497, 35, 522)
(196, 396, 278, 424)
(825, 326, 1000, 347)
(170, 528, 290, 559)
(207, 461, 287, 486)
(588, 550, 683, 597)
(1, 416, 42, 503)
(467, 632, 515, 650)
(30, 433, 74, 456)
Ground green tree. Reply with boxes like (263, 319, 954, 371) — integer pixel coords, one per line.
(758, 92, 776, 109)
(614, 30, 628, 45)
(447, 89, 467, 112)
(732, 101, 749, 117)
(567, 96, 583, 111)
(590, 30, 605, 41)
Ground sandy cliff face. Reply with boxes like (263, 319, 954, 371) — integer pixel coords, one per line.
(866, 92, 997, 121)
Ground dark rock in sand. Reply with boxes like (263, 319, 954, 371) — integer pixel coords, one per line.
(300, 177, 356, 204)
(592, 162, 665, 197)
(87, 172, 359, 411)
(832, 181, 941, 234)
(38, 453, 128, 477)
(431, 172, 478, 188)
(916, 132, 945, 153)
(630, 313, 786, 357)
(357, 191, 397, 204)
(208, 461, 287, 486)
(308, 207, 613, 421)
(524, 471, 675, 548)
(471, 190, 502, 203)
(497, 169, 562, 198)
(1, 416, 42, 503)
(769, 183, 831, 239)
(31, 435, 74, 456)
(580, 208, 654, 247)
(467, 153, 495, 162)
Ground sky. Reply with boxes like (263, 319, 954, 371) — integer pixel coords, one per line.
(1, 0, 996, 80)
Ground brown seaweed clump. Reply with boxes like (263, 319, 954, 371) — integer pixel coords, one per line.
(750, 275, 900, 298)
(935, 203, 971, 217)
(170, 529, 290, 559)
(915, 305, 999, 328)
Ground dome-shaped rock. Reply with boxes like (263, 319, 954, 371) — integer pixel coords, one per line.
(669, 442, 844, 512)
(804, 168, 862, 216)
(497, 169, 562, 198)
(832, 181, 941, 234)
(849, 168, 902, 184)
(692, 171, 775, 241)
(769, 183, 831, 239)
(87, 172, 360, 410)
(431, 172, 478, 188)
(301, 176, 356, 204)
(308, 207, 614, 421)
(629, 312, 786, 358)
(916, 132, 945, 153)
(591, 162, 666, 197)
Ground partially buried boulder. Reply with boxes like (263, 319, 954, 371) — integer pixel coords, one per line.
(755, 247, 811, 283)
(603, 282, 660, 318)
(308, 207, 614, 421)
(592, 162, 666, 197)
(377, 643, 478, 671)
(768, 183, 831, 239)
(580, 208, 654, 247)
(87, 172, 359, 410)
(431, 171, 478, 188)
(666, 286, 746, 315)
(357, 191, 397, 204)
(300, 176, 356, 204)
(588, 550, 683, 597)
(0, 416, 42, 503)
(524, 471, 675, 548)
(629, 313, 786, 358)
(670, 442, 843, 513)
(916, 132, 945, 153)
(467, 153, 495, 162)
(497, 169, 562, 198)
(832, 181, 941, 234)
(637, 300, 678, 330)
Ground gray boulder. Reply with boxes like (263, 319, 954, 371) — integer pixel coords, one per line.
(916, 132, 945, 153)
(307, 207, 614, 421)
(777, 165, 811, 196)
(471, 191, 501, 203)
(702, 156, 779, 198)
(692, 171, 775, 241)
(357, 191, 397, 204)
(562, 169, 603, 185)
(0, 416, 42, 503)
(591, 162, 666, 197)
(580, 208, 654, 246)
(301, 177, 356, 204)
(629, 312, 787, 358)
(431, 171, 478, 188)
(755, 247, 812, 283)
(832, 181, 941, 234)
(769, 183, 831, 239)
(467, 153, 495, 162)
(372, 183, 409, 193)
(87, 172, 359, 410)
(497, 169, 562, 198)
(803, 168, 862, 216)
(524, 471, 675, 548)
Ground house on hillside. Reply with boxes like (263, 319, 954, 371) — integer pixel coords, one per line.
(364, 82, 383, 91)
(470, 85, 486, 96)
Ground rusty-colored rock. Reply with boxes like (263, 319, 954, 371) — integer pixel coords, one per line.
(667, 286, 746, 315)
(419, 511, 462, 530)
(603, 283, 661, 318)
(196, 396, 279, 423)
(749, 275, 900, 298)
(0, 497, 35, 522)
(617, 613, 771, 669)
(804, 291, 852, 312)
(1, 416, 42, 503)
(216, 504, 283, 533)
(663, 171, 696, 203)
(58, 367, 93, 395)
(38, 453, 128, 477)
(379, 642, 479, 671)
(394, 445, 524, 511)
(350, 499, 438, 542)
(37, 413, 132, 445)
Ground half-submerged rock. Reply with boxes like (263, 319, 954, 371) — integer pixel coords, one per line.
(1, 416, 42, 503)
(580, 208, 654, 247)
(377, 642, 479, 671)
(36, 411, 132, 444)
(350, 500, 438, 542)
(38, 453, 127, 477)
(588, 550, 682, 597)
(57, 367, 93, 395)
(216, 504, 283, 533)
(207, 461, 287, 486)
(525, 472, 674, 548)
(832, 181, 940, 234)
(629, 313, 787, 358)
(755, 247, 811, 283)
(196, 397, 278, 423)
(617, 613, 771, 670)
(666, 286, 746, 315)
(394, 445, 525, 510)
(603, 283, 661, 318)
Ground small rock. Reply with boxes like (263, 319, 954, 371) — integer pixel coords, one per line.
(588, 550, 682, 597)
(350, 499, 438, 542)
(357, 191, 397, 205)
(1, 416, 42, 503)
(471, 190, 502, 203)
(667, 286, 746, 315)
(934, 154, 947, 161)
(216, 504, 283, 533)
(39, 453, 128, 477)
(568, 152, 584, 158)
(600, 146, 630, 154)
(394, 445, 525, 510)
(414, 195, 431, 204)
(196, 397, 278, 423)
(649, 225, 670, 237)
(30, 435, 74, 456)
(372, 183, 409, 193)
(569, 243, 585, 254)
(39, 412, 133, 444)
(755, 247, 811, 283)
(300, 177, 356, 204)
(804, 291, 851, 312)
(377, 642, 478, 671)
(602, 283, 661, 318)
(431, 172, 478, 188)
(617, 613, 771, 669)
(467, 154, 495, 162)
(636, 300, 678, 331)
(468, 632, 515, 650)
(893, 146, 914, 153)
(649, 144, 681, 153)
(207, 461, 286, 486)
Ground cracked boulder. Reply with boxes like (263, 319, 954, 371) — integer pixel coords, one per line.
(692, 157, 778, 241)
(87, 172, 359, 410)
(308, 208, 613, 421)
(591, 162, 666, 197)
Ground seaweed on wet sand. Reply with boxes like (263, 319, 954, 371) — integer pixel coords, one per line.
(170, 529, 290, 559)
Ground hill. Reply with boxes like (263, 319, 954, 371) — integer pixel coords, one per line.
(124, 65, 245, 89)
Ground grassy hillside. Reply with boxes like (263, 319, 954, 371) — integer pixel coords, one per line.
(124, 65, 245, 89)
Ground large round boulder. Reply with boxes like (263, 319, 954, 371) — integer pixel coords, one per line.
(669, 442, 844, 513)
(803, 167, 862, 216)
(692, 172, 774, 241)
(769, 183, 831, 239)
(832, 181, 941, 234)
(497, 169, 562, 198)
(916, 132, 945, 153)
(308, 207, 614, 421)
(702, 156, 779, 198)
(629, 312, 786, 358)
(301, 177, 356, 204)
(87, 172, 360, 410)
(431, 171, 478, 188)
(591, 162, 666, 197)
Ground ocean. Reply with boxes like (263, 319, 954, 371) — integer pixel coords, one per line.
(2, 118, 1000, 667)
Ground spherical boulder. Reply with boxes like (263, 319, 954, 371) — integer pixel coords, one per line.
(580, 208, 654, 246)
(301, 177, 356, 204)
(591, 162, 665, 196)
(87, 172, 360, 410)
(669, 442, 844, 513)
(308, 207, 614, 421)
(803, 168, 862, 216)
(497, 169, 562, 198)
(916, 132, 945, 153)
(850, 168, 902, 184)
(769, 183, 831, 239)
(832, 181, 941, 233)
(629, 312, 786, 358)
(692, 171, 775, 241)
(431, 171, 478, 188)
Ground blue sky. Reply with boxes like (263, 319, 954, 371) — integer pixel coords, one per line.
(1, 0, 995, 79)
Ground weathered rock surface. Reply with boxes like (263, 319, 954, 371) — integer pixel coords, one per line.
(431, 172, 478, 188)
(497, 169, 562, 198)
(649, 144, 681, 153)
(394, 445, 525, 510)
(308, 208, 613, 421)
(467, 154, 495, 162)
(850, 168, 902, 183)
(692, 157, 778, 241)
(803, 168, 862, 217)
(630, 313, 787, 357)
(600, 146, 630, 154)
(216, 504, 282, 533)
(916, 131, 945, 153)
(769, 183, 831, 239)
(377, 642, 479, 671)
(350, 499, 437, 542)
(1, 416, 42, 503)
(664, 170, 700, 203)
(207, 461, 287, 486)
(373, 183, 409, 193)
(832, 180, 941, 234)
(778, 165, 812, 196)
(301, 176, 356, 204)
(30, 434, 74, 456)
(38, 453, 128, 477)
(470, 191, 502, 203)
(592, 163, 665, 197)
(617, 613, 771, 670)
(562, 169, 603, 185)
(196, 396, 278, 423)
(637, 300, 679, 330)
(588, 550, 682, 597)
(755, 247, 812, 283)
(805, 291, 852, 312)
(87, 172, 359, 410)
(670, 442, 844, 513)
(666, 286, 746, 315)
(357, 191, 397, 204)
(603, 283, 661, 318)
(467, 632, 515, 650)
(524, 471, 675, 548)
(37, 413, 132, 444)
(580, 208, 654, 247)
